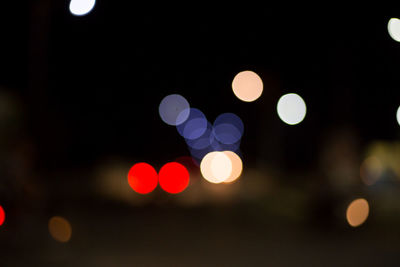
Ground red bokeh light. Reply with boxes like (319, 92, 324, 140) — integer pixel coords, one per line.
(127, 162, 158, 194)
(0, 205, 5, 226)
(159, 162, 190, 194)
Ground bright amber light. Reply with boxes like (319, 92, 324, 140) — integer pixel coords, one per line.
(127, 163, 158, 194)
(232, 70, 263, 102)
(69, 0, 96, 16)
(222, 151, 243, 183)
(200, 151, 232, 183)
(346, 198, 369, 227)
(277, 93, 306, 125)
(388, 18, 400, 42)
(159, 162, 190, 194)
(0, 205, 5, 226)
(360, 156, 383, 186)
(49, 216, 72, 242)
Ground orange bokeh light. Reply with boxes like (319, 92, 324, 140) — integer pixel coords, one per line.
(159, 162, 190, 194)
(0, 205, 5, 226)
(127, 162, 158, 194)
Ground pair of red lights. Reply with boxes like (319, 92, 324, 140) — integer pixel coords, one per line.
(127, 162, 189, 194)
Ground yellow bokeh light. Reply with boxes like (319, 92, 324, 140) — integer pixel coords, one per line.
(200, 151, 232, 184)
(49, 216, 72, 243)
(232, 70, 263, 102)
(346, 198, 369, 227)
(222, 151, 243, 183)
(360, 156, 383, 186)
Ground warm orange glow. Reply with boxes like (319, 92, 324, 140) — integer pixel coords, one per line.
(0, 205, 5, 226)
(200, 151, 232, 183)
(222, 151, 243, 183)
(49, 216, 72, 242)
(346, 198, 369, 227)
(232, 70, 263, 102)
(360, 156, 383, 185)
(127, 163, 158, 194)
(159, 162, 190, 194)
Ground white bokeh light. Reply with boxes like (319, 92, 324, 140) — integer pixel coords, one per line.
(200, 151, 232, 184)
(388, 18, 400, 42)
(397, 105, 400, 126)
(69, 0, 96, 16)
(277, 93, 307, 125)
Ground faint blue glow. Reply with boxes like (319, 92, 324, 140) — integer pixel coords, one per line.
(277, 93, 307, 125)
(177, 108, 208, 140)
(388, 18, 400, 42)
(69, 0, 96, 16)
(185, 123, 213, 150)
(213, 113, 244, 144)
(159, 94, 190, 126)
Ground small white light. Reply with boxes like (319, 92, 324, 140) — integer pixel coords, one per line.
(69, 0, 96, 16)
(388, 18, 400, 42)
(277, 93, 307, 125)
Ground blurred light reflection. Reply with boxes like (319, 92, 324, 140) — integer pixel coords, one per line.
(346, 198, 369, 227)
(0, 205, 5, 226)
(159, 94, 190, 126)
(388, 18, 400, 42)
(277, 93, 307, 125)
(232, 70, 263, 102)
(48, 216, 72, 243)
(69, 0, 96, 16)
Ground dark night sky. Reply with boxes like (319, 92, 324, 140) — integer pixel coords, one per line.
(1, 4, 400, 171)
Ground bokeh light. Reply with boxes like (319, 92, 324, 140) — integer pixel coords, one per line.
(346, 198, 369, 227)
(222, 151, 243, 183)
(48, 216, 72, 243)
(397, 105, 400, 126)
(277, 93, 307, 125)
(388, 18, 400, 42)
(127, 162, 158, 194)
(0, 205, 5, 226)
(185, 123, 213, 150)
(360, 156, 383, 186)
(200, 151, 232, 183)
(177, 108, 208, 140)
(213, 113, 244, 144)
(232, 70, 263, 102)
(159, 94, 190, 126)
(69, 0, 96, 16)
(159, 162, 190, 194)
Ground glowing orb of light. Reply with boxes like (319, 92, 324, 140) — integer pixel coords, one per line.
(388, 18, 400, 42)
(159, 94, 190, 126)
(127, 163, 158, 194)
(232, 70, 263, 102)
(277, 93, 307, 125)
(176, 108, 208, 140)
(222, 151, 243, 183)
(397, 105, 400, 126)
(346, 198, 369, 227)
(48, 216, 72, 243)
(159, 162, 190, 194)
(200, 151, 232, 184)
(213, 113, 244, 144)
(0, 205, 5, 226)
(69, 0, 96, 16)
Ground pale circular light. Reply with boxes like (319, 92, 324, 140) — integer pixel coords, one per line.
(277, 93, 307, 125)
(388, 18, 400, 42)
(222, 151, 243, 183)
(397, 105, 400, 126)
(69, 0, 96, 16)
(200, 151, 232, 183)
(232, 70, 263, 102)
(48, 216, 72, 242)
(346, 198, 369, 227)
(159, 94, 190, 126)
